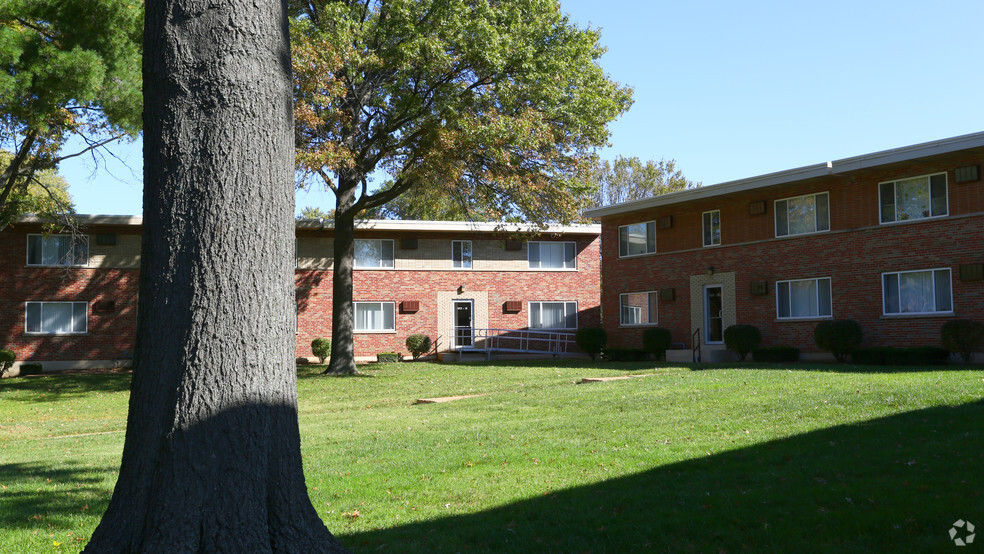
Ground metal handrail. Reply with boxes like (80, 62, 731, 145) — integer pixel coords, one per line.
(692, 328, 701, 363)
(458, 328, 577, 359)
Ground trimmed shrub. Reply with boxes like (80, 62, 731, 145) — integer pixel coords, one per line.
(851, 346, 949, 366)
(19, 363, 43, 375)
(941, 319, 984, 362)
(376, 352, 400, 363)
(814, 319, 863, 363)
(576, 327, 607, 361)
(603, 348, 648, 362)
(723, 324, 761, 361)
(752, 345, 800, 363)
(311, 337, 332, 364)
(641, 327, 673, 360)
(405, 334, 432, 360)
(0, 349, 14, 375)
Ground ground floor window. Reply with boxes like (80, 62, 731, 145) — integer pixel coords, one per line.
(26, 302, 88, 334)
(354, 301, 395, 332)
(529, 301, 577, 330)
(620, 291, 658, 325)
(776, 277, 832, 319)
(882, 268, 952, 315)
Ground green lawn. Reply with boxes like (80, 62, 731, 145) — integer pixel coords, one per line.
(2, 361, 983, 552)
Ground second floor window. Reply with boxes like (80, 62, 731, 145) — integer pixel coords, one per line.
(354, 239, 394, 268)
(702, 210, 721, 247)
(27, 235, 89, 266)
(879, 173, 947, 223)
(452, 240, 472, 269)
(528, 241, 576, 269)
(618, 221, 656, 257)
(775, 192, 829, 237)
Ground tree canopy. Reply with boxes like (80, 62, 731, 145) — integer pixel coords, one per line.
(290, 0, 632, 372)
(0, 150, 73, 226)
(591, 156, 699, 207)
(0, 0, 142, 229)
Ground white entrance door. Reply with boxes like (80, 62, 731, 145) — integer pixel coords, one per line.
(704, 285, 724, 344)
(453, 300, 474, 349)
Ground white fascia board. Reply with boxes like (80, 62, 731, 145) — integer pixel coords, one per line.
(584, 130, 984, 219)
(296, 218, 601, 235)
(18, 214, 145, 226)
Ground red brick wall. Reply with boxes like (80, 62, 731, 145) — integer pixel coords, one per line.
(600, 149, 984, 352)
(296, 233, 601, 358)
(0, 225, 600, 364)
(0, 230, 139, 362)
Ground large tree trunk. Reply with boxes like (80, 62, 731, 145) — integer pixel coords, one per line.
(84, 0, 347, 551)
(325, 172, 359, 375)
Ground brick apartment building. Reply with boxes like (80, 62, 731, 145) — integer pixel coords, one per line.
(1, 218, 600, 370)
(584, 132, 984, 362)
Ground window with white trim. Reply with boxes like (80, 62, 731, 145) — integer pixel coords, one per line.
(25, 302, 88, 334)
(775, 192, 829, 237)
(882, 268, 952, 315)
(702, 210, 721, 247)
(452, 240, 472, 269)
(776, 277, 832, 319)
(354, 239, 394, 268)
(620, 291, 658, 325)
(529, 301, 577, 329)
(27, 235, 89, 266)
(528, 241, 575, 269)
(354, 302, 395, 332)
(879, 173, 947, 223)
(618, 221, 656, 257)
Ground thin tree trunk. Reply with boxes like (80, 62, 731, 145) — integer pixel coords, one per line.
(85, 0, 346, 550)
(326, 172, 359, 375)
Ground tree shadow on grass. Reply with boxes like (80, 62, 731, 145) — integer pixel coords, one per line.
(0, 461, 115, 531)
(342, 399, 984, 552)
(0, 372, 132, 403)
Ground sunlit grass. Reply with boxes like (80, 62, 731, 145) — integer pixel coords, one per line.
(2, 360, 982, 552)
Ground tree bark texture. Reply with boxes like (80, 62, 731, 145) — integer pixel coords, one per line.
(326, 172, 359, 374)
(85, 0, 346, 551)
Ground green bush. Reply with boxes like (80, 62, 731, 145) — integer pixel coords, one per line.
(0, 349, 15, 376)
(19, 363, 42, 375)
(814, 319, 863, 363)
(723, 324, 761, 361)
(376, 352, 400, 363)
(752, 345, 800, 363)
(941, 319, 984, 362)
(851, 346, 949, 366)
(575, 327, 607, 360)
(641, 327, 673, 360)
(405, 334, 432, 360)
(311, 337, 331, 364)
(603, 348, 648, 362)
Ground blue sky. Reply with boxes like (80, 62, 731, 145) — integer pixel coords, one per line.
(61, 0, 984, 216)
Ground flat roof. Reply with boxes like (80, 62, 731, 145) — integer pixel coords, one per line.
(17, 215, 600, 235)
(584, 131, 984, 219)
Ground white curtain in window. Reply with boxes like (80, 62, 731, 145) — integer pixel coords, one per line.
(899, 271, 934, 313)
(355, 302, 394, 331)
(789, 280, 818, 317)
(895, 177, 930, 221)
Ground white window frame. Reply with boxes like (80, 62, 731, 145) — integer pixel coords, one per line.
(774, 192, 829, 237)
(353, 239, 395, 269)
(618, 221, 656, 257)
(881, 268, 953, 316)
(619, 291, 659, 326)
(878, 172, 948, 224)
(452, 240, 472, 269)
(25, 301, 88, 335)
(702, 210, 721, 247)
(528, 301, 578, 330)
(776, 277, 832, 320)
(26, 234, 89, 267)
(353, 301, 396, 333)
(527, 241, 576, 270)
